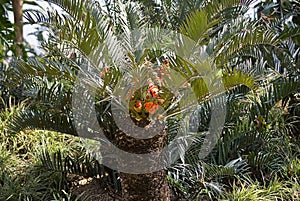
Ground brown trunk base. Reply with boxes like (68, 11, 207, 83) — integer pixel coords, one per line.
(120, 170, 170, 201)
(102, 113, 171, 200)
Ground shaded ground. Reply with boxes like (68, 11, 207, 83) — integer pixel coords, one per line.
(68, 174, 122, 200)
(68, 174, 187, 201)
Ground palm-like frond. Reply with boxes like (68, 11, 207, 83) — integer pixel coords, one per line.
(24, 0, 109, 56)
(180, 9, 211, 43)
(247, 151, 283, 174)
(47, 0, 86, 20)
(10, 57, 77, 82)
(214, 21, 280, 66)
(40, 149, 121, 191)
(203, 0, 254, 22)
(9, 110, 75, 135)
(178, 72, 299, 168)
(204, 158, 250, 181)
(179, 0, 254, 43)
(1, 0, 299, 200)
(8, 80, 75, 135)
(169, 158, 250, 200)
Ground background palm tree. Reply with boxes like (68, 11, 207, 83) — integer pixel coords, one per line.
(12, 0, 23, 58)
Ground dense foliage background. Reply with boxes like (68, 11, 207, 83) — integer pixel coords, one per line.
(0, 0, 300, 200)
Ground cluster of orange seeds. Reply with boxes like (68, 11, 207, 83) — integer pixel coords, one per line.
(130, 81, 165, 117)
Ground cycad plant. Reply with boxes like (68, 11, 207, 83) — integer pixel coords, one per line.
(5, 0, 300, 200)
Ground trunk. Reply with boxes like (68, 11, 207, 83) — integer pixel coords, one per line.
(12, 0, 23, 58)
(106, 117, 171, 201)
(120, 170, 170, 201)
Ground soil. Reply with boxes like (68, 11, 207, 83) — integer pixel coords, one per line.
(68, 174, 122, 201)
(68, 174, 187, 201)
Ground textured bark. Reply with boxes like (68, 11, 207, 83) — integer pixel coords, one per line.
(12, 0, 23, 58)
(106, 116, 171, 201)
(120, 170, 170, 201)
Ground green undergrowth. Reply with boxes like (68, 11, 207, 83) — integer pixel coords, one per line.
(0, 98, 88, 200)
(0, 129, 86, 200)
(0, 98, 299, 201)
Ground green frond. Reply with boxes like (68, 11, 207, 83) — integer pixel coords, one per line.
(10, 57, 77, 83)
(247, 151, 283, 172)
(53, 11, 101, 56)
(180, 9, 211, 42)
(30, 1, 108, 59)
(40, 149, 121, 191)
(222, 69, 257, 91)
(8, 110, 76, 135)
(202, 0, 254, 22)
(47, 0, 87, 22)
(204, 158, 250, 180)
(169, 158, 250, 200)
(23, 7, 51, 24)
(7, 81, 75, 135)
(214, 23, 280, 65)
(113, 0, 146, 33)
(208, 76, 300, 165)
(214, 120, 253, 164)
(189, 69, 256, 101)
(179, 0, 254, 44)
(252, 77, 300, 116)
(278, 26, 300, 40)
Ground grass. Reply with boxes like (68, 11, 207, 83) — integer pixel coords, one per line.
(0, 97, 87, 200)
(222, 177, 300, 201)
(0, 128, 85, 200)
